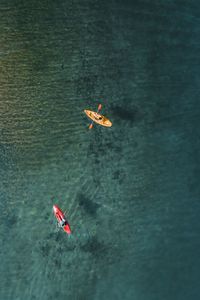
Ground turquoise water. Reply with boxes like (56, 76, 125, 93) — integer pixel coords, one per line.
(0, 1, 200, 299)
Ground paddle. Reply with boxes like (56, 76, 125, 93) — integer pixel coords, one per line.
(89, 104, 102, 129)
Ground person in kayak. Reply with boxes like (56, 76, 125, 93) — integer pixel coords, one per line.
(56, 216, 65, 227)
(59, 218, 67, 227)
(93, 112, 103, 120)
(53, 204, 72, 235)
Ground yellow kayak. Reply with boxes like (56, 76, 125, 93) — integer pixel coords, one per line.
(84, 110, 112, 127)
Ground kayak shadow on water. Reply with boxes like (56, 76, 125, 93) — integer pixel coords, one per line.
(76, 192, 100, 217)
(110, 104, 143, 123)
(80, 235, 107, 259)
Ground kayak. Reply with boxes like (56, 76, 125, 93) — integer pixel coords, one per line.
(53, 205, 71, 235)
(84, 110, 112, 127)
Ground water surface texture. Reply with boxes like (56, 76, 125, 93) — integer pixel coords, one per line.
(0, 1, 200, 299)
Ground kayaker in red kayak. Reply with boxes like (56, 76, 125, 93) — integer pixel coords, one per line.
(53, 204, 71, 235)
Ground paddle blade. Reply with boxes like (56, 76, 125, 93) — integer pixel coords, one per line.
(89, 123, 93, 129)
(98, 104, 102, 111)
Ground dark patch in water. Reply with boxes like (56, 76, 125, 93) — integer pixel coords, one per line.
(112, 169, 126, 184)
(113, 170, 120, 180)
(38, 242, 50, 257)
(80, 236, 107, 259)
(77, 193, 100, 216)
(3, 214, 18, 228)
(53, 258, 61, 268)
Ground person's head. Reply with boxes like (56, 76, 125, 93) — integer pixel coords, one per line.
(61, 219, 65, 226)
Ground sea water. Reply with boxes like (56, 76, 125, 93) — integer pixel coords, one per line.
(0, 1, 200, 299)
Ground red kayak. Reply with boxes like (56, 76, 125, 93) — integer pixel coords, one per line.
(53, 205, 71, 235)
